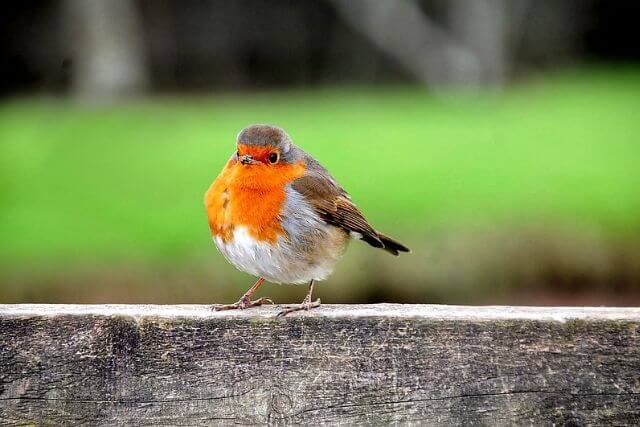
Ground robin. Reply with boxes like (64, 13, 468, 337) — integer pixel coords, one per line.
(204, 124, 409, 316)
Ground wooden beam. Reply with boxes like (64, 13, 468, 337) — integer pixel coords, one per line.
(1, 304, 639, 424)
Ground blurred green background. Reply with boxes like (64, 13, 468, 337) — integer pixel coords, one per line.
(2, 2, 639, 305)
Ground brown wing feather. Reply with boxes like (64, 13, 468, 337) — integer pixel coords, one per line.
(291, 171, 387, 250)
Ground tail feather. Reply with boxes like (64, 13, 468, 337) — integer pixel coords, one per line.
(376, 232, 411, 256)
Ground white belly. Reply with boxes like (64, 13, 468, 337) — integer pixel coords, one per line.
(214, 225, 347, 284)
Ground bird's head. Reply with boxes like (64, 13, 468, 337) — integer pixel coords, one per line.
(234, 124, 295, 166)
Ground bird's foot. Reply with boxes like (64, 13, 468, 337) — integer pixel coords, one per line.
(212, 296, 274, 311)
(276, 298, 321, 317)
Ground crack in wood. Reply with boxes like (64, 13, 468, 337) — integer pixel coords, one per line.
(0, 389, 255, 404)
(293, 390, 640, 417)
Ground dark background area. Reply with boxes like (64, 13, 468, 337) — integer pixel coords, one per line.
(2, 1, 639, 95)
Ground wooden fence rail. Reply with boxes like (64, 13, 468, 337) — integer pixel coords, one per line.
(1, 304, 639, 425)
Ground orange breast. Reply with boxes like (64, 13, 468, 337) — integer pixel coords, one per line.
(204, 157, 306, 243)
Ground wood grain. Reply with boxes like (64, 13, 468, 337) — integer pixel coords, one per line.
(1, 304, 639, 425)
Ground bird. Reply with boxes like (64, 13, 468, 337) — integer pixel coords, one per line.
(204, 124, 409, 316)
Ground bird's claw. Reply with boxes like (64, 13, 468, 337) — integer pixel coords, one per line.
(212, 296, 274, 311)
(276, 298, 321, 317)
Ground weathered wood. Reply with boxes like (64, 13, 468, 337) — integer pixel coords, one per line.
(1, 304, 639, 425)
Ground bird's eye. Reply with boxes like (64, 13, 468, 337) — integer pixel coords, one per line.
(268, 152, 279, 164)
(236, 150, 240, 158)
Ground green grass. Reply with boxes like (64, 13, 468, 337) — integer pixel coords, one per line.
(1, 68, 640, 271)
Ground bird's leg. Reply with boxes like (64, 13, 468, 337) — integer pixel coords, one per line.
(212, 277, 273, 311)
(277, 280, 321, 317)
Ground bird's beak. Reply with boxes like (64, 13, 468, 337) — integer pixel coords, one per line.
(239, 154, 257, 165)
